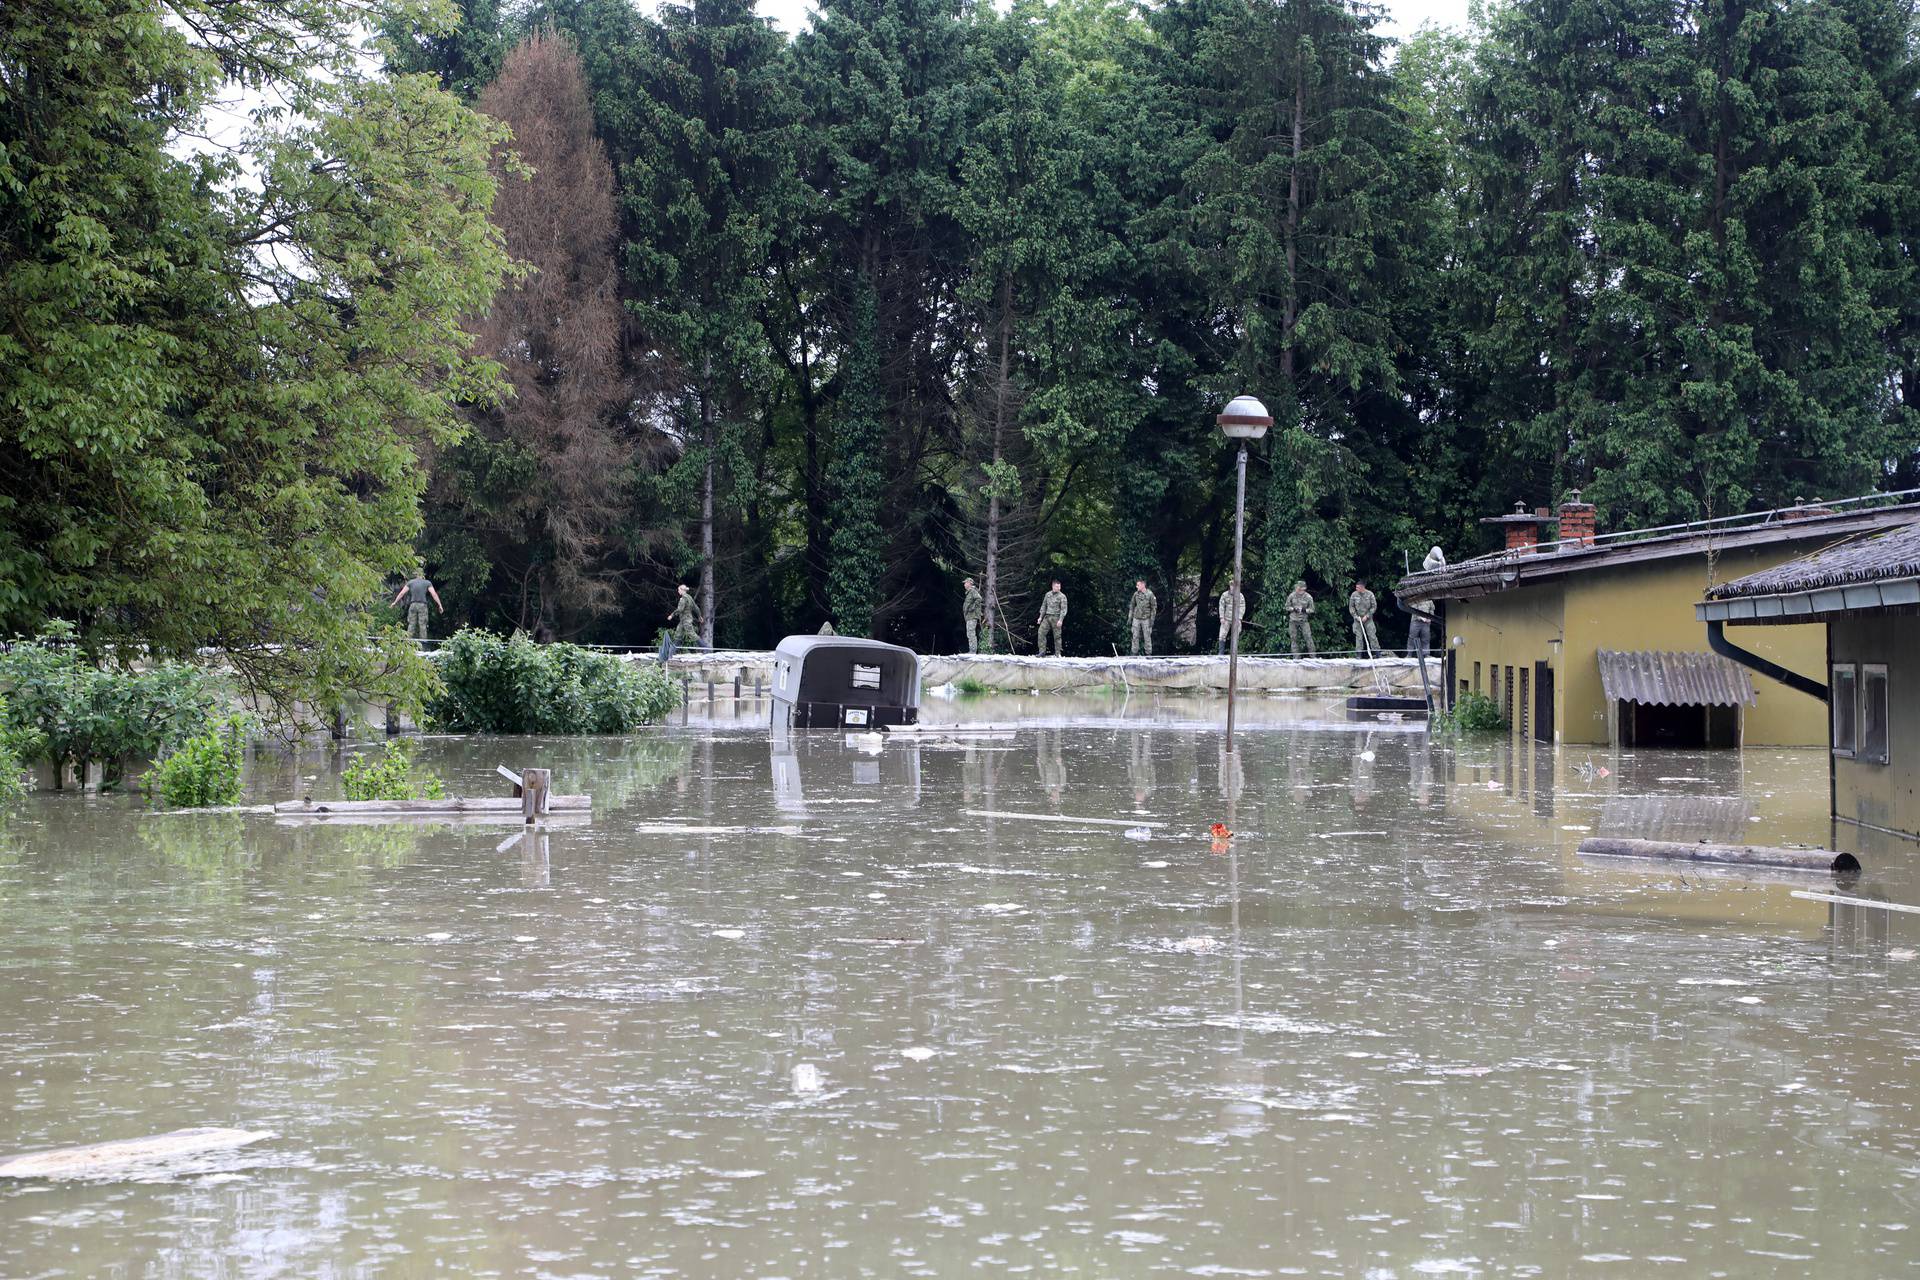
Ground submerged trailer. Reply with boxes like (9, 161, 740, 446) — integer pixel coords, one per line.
(770, 635, 921, 729)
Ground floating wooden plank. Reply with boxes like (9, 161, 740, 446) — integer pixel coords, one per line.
(0, 1127, 273, 1180)
(276, 811, 591, 828)
(1791, 890, 1920, 917)
(963, 808, 1168, 829)
(630, 823, 802, 836)
(1577, 836, 1860, 874)
(496, 764, 524, 792)
(274, 796, 590, 817)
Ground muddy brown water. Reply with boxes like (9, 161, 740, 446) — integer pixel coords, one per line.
(2, 694, 1918, 1277)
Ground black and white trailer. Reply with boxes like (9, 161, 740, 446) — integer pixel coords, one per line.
(769, 635, 921, 729)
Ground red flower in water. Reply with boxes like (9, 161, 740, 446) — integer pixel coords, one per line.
(1209, 822, 1233, 840)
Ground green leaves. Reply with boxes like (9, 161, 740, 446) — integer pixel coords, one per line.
(2, 0, 515, 720)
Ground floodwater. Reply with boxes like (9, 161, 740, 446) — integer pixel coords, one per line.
(3, 695, 1920, 1278)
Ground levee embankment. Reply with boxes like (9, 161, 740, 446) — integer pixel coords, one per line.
(659, 650, 1436, 695)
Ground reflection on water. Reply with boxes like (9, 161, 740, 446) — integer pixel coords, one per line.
(3, 705, 1920, 1277)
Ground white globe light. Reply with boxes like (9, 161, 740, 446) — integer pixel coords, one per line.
(1217, 395, 1272, 440)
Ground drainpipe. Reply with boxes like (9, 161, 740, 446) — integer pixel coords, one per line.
(1706, 620, 1828, 703)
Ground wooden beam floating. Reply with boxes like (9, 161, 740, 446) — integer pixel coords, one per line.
(0, 1128, 273, 1180)
(1577, 836, 1860, 875)
(274, 796, 590, 817)
(1791, 889, 1920, 916)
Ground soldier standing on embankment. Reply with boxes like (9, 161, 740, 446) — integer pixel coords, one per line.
(1037, 580, 1068, 657)
(1349, 581, 1379, 656)
(963, 577, 984, 653)
(1128, 580, 1155, 656)
(669, 584, 701, 647)
(1216, 584, 1246, 655)
(390, 566, 445, 642)
(1285, 580, 1315, 656)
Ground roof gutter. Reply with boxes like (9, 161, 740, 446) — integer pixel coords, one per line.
(1705, 620, 1826, 704)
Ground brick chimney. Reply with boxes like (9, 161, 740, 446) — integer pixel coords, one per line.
(1480, 499, 1549, 554)
(1558, 488, 1596, 546)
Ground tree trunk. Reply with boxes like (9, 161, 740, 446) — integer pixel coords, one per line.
(699, 358, 715, 649)
(984, 274, 1013, 647)
(1281, 59, 1304, 385)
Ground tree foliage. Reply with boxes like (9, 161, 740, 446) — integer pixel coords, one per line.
(1, 0, 515, 713)
(426, 28, 632, 636)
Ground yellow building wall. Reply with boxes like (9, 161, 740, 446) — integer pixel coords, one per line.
(1830, 616, 1920, 841)
(1447, 544, 1828, 747)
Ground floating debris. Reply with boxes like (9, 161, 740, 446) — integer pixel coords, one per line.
(900, 1046, 937, 1062)
(790, 1064, 824, 1095)
(0, 1128, 274, 1181)
(964, 809, 1167, 828)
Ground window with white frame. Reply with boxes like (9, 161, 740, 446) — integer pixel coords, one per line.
(1861, 664, 1889, 765)
(1832, 664, 1858, 758)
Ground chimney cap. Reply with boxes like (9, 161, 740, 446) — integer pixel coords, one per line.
(1480, 500, 1556, 526)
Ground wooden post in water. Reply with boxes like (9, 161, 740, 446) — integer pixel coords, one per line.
(521, 768, 551, 824)
(706, 679, 715, 704)
(734, 669, 743, 699)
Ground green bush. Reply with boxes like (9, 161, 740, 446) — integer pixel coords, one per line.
(149, 714, 249, 808)
(0, 695, 32, 802)
(0, 624, 224, 787)
(953, 674, 991, 696)
(342, 740, 446, 801)
(1434, 689, 1507, 734)
(425, 628, 679, 733)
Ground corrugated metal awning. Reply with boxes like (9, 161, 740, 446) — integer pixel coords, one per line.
(1597, 650, 1756, 708)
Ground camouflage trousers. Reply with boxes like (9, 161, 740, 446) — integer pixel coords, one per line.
(1130, 619, 1151, 655)
(965, 618, 980, 653)
(1037, 618, 1063, 657)
(674, 620, 698, 646)
(1408, 616, 1431, 659)
(1216, 621, 1241, 655)
(1289, 617, 1315, 657)
(406, 602, 430, 641)
(1352, 618, 1379, 656)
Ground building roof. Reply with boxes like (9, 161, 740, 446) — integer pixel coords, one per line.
(1705, 518, 1920, 598)
(1596, 649, 1756, 708)
(1398, 497, 1920, 605)
(1696, 516, 1920, 624)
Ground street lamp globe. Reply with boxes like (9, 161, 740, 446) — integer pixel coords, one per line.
(1217, 395, 1272, 441)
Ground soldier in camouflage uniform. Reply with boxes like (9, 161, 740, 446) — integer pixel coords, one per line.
(1405, 596, 1434, 658)
(668, 584, 701, 647)
(1348, 581, 1379, 656)
(1216, 583, 1246, 655)
(1128, 580, 1155, 655)
(1285, 580, 1315, 657)
(963, 577, 984, 653)
(819, 620, 836, 636)
(1036, 580, 1068, 657)
(389, 565, 444, 642)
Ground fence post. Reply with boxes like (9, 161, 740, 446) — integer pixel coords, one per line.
(521, 767, 551, 824)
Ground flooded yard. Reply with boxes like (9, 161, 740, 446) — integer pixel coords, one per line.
(3, 696, 1919, 1276)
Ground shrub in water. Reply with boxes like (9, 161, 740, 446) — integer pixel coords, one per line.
(342, 740, 446, 801)
(0, 694, 33, 802)
(0, 624, 224, 787)
(149, 715, 249, 808)
(1434, 690, 1507, 734)
(426, 629, 678, 733)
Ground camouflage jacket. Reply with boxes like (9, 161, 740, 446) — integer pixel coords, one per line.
(1128, 588, 1156, 622)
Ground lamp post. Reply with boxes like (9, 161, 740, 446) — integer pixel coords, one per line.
(1217, 395, 1272, 753)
